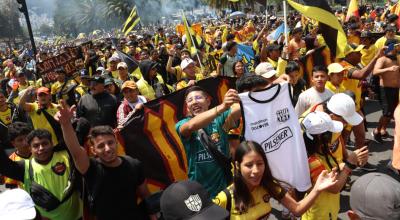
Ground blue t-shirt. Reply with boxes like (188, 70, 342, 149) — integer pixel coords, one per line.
(176, 109, 231, 197)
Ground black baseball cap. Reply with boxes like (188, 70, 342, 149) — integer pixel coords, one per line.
(89, 75, 105, 84)
(160, 180, 229, 220)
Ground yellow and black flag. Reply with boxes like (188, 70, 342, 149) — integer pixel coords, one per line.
(182, 13, 199, 55)
(122, 6, 140, 36)
(287, 0, 347, 58)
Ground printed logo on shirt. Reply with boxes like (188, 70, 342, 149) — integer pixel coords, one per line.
(184, 194, 202, 212)
(276, 108, 290, 123)
(51, 162, 66, 176)
(196, 150, 214, 163)
(261, 127, 293, 153)
(250, 118, 269, 131)
(210, 133, 220, 143)
(329, 139, 339, 153)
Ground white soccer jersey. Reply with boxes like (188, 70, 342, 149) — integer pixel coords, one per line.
(239, 83, 311, 191)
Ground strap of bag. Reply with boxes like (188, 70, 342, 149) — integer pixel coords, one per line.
(197, 128, 232, 184)
(41, 108, 63, 142)
(28, 157, 75, 205)
(223, 188, 232, 213)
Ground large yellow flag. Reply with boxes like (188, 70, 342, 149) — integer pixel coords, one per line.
(287, 0, 347, 58)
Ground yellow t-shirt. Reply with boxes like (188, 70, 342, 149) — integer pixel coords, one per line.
(176, 74, 204, 90)
(340, 61, 361, 111)
(0, 108, 12, 125)
(214, 184, 285, 220)
(18, 81, 34, 91)
(173, 66, 202, 81)
(27, 102, 59, 145)
(75, 84, 89, 97)
(302, 154, 340, 220)
(361, 45, 377, 67)
(374, 35, 400, 50)
(267, 57, 287, 77)
(325, 81, 346, 94)
(111, 70, 119, 79)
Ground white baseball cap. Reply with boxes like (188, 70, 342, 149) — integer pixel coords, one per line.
(327, 93, 363, 126)
(302, 111, 343, 139)
(255, 62, 277, 79)
(117, 62, 128, 69)
(108, 55, 120, 63)
(180, 58, 195, 70)
(0, 189, 36, 220)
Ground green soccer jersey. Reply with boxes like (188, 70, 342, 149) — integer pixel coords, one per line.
(176, 109, 231, 197)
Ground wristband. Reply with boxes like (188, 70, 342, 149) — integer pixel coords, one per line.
(344, 160, 357, 170)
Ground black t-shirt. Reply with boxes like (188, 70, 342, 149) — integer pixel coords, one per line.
(85, 156, 146, 220)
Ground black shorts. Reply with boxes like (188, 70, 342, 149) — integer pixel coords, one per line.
(379, 87, 399, 117)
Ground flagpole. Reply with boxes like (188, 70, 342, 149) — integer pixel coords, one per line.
(181, 10, 204, 69)
(265, 0, 268, 28)
(283, 0, 289, 46)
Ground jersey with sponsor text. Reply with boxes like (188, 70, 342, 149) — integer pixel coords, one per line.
(239, 83, 311, 191)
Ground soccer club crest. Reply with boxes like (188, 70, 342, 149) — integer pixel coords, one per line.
(184, 194, 202, 212)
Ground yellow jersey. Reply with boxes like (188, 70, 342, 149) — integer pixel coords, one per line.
(360, 45, 377, 67)
(340, 60, 362, 111)
(0, 107, 12, 125)
(26, 102, 59, 145)
(302, 154, 340, 220)
(374, 35, 400, 50)
(214, 184, 285, 220)
(325, 81, 346, 94)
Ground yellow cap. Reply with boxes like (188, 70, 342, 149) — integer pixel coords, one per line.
(328, 63, 345, 75)
(344, 44, 365, 56)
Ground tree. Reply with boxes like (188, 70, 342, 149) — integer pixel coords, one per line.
(75, 0, 108, 29)
(39, 24, 52, 36)
(103, 0, 133, 19)
(0, 0, 25, 46)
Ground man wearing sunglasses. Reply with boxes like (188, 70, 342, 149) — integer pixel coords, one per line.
(76, 76, 118, 128)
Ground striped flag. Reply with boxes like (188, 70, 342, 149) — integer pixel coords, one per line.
(182, 13, 201, 56)
(122, 6, 141, 36)
(287, 0, 347, 58)
(346, 0, 359, 21)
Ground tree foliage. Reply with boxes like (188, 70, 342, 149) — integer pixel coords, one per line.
(0, 1, 25, 40)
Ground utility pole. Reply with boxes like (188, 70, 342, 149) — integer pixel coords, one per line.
(16, 0, 37, 59)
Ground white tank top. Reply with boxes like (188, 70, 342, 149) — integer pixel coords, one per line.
(239, 83, 311, 191)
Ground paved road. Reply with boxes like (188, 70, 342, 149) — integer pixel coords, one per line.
(269, 99, 398, 220)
